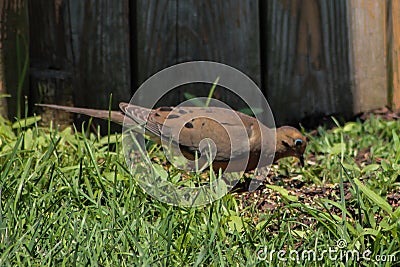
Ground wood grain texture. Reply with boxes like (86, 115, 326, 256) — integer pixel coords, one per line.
(74, 0, 131, 109)
(262, 0, 352, 125)
(135, 0, 261, 110)
(388, 0, 400, 109)
(24, 0, 399, 125)
(29, 0, 73, 70)
(347, 0, 387, 113)
(29, 0, 74, 125)
(135, 0, 177, 86)
(177, 0, 261, 109)
(0, 0, 29, 119)
(30, 0, 131, 131)
(176, 0, 260, 84)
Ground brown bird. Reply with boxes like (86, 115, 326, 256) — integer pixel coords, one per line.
(36, 103, 307, 172)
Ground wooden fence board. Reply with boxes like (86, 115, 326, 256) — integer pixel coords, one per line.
(0, 0, 29, 119)
(29, 0, 74, 126)
(388, 0, 400, 109)
(73, 0, 131, 109)
(176, 0, 261, 109)
(15, 0, 400, 125)
(263, 0, 352, 125)
(135, 0, 261, 110)
(30, 0, 131, 128)
(176, 0, 260, 83)
(347, 0, 387, 113)
(135, 0, 177, 86)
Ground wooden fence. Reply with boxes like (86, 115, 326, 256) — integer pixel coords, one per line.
(0, 0, 399, 127)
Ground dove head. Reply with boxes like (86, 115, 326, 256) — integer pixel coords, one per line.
(275, 126, 307, 166)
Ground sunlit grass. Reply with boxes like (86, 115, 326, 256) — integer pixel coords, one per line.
(0, 114, 399, 266)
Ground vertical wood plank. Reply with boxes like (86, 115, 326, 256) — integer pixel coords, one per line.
(135, 0, 261, 109)
(135, 0, 177, 86)
(74, 0, 131, 109)
(347, 0, 387, 113)
(29, 0, 74, 126)
(176, 0, 261, 109)
(262, 0, 352, 125)
(29, 0, 74, 69)
(32, 0, 131, 130)
(176, 0, 260, 84)
(388, 0, 400, 109)
(0, 0, 29, 119)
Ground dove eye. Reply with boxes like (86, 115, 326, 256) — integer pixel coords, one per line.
(295, 139, 303, 146)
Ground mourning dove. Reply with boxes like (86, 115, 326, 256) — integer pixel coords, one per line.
(36, 103, 307, 171)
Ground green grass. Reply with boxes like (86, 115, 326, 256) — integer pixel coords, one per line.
(0, 114, 399, 266)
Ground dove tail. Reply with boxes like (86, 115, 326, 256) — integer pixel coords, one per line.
(35, 104, 126, 124)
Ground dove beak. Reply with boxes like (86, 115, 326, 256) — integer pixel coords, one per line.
(299, 154, 305, 167)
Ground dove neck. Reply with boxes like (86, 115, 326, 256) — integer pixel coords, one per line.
(256, 125, 276, 165)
